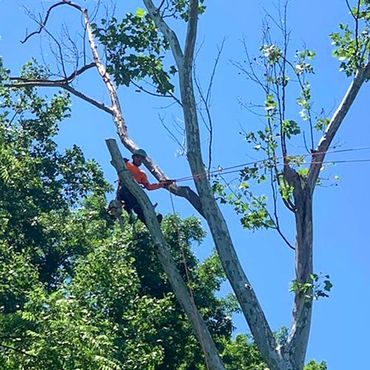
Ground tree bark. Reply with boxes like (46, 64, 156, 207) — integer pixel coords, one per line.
(283, 166, 313, 369)
(14, 2, 370, 369)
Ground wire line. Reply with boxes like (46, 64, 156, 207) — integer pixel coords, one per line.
(173, 146, 370, 183)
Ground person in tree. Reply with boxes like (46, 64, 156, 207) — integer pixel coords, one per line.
(116, 149, 174, 225)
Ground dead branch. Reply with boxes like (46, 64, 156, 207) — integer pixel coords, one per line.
(7, 79, 114, 115)
(21, 1, 67, 44)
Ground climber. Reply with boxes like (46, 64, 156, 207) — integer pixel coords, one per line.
(116, 148, 174, 226)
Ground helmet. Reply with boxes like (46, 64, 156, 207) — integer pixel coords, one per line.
(132, 148, 148, 158)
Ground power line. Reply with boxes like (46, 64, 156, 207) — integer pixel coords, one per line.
(173, 146, 370, 183)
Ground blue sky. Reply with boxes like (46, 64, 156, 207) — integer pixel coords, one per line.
(1, 1, 369, 369)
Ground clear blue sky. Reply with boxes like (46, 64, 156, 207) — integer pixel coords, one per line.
(1, 1, 369, 369)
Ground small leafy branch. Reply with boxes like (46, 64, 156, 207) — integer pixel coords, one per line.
(290, 273, 333, 301)
(330, 0, 370, 76)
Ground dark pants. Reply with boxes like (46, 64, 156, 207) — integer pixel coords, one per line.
(117, 185, 147, 225)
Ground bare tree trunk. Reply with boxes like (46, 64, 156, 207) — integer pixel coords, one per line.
(290, 192, 313, 368)
(283, 166, 313, 369)
(105, 139, 225, 370)
(144, 0, 284, 368)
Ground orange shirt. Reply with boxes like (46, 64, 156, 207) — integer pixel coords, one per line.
(125, 160, 162, 191)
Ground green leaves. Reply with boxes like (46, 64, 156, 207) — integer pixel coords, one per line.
(282, 119, 301, 139)
(265, 94, 277, 115)
(304, 360, 327, 370)
(0, 64, 112, 291)
(260, 44, 283, 64)
(135, 8, 146, 19)
(213, 173, 274, 231)
(330, 5, 370, 77)
(168, 0, 207, 21)
(221, 334, 266, 370)
(294, 49, 315, 75)
(290, 273, 333, 301)
(93, 13, 174, 94)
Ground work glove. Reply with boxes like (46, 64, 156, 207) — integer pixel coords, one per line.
(160, 179, 176, 188)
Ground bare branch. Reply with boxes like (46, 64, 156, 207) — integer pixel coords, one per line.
(21, 1, 66, 44)
(159, 114, 186, 154)
(7, 78, 114, 115)
(194, 39, 225, 176)
(10, 62, 95, 84)
(8, 62, 114, 114)
(130, 79, 183, 106)
(62, 84, 114, 113)
(269, 166, 295, 250)
(157, 0, 166, 13)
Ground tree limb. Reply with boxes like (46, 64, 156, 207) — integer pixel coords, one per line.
(21, 1, 67, 44)
(307, 60, 370, 191)
(105, 138, 224, 370)
(285, 177, 313, 368)
(6, 79, 114, 115)
(143, 0, 184, 69)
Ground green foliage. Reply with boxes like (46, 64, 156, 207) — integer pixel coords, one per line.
(221, 334, 266, 370)
(261, 44, 283, 65)
(93, 13, 175, 94)
(0, 242, 39, 314)
(330, 2, 370, 76)
(290, 273, 333, 301)
(282, 119, 301, 139)
(304, 360, 327, 370)
(0, 69, 262, 368)
(212, 176, 274, 231)
(92, 1, 207, 94)
(0, 62, 110, 288)
(168, 0, 207, 21)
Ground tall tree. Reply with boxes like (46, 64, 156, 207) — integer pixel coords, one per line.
(6, 1, 370, 369)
